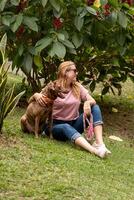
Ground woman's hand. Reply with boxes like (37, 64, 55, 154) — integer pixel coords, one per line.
(34, 93, 46, 106)
(83, 101, 91, 116)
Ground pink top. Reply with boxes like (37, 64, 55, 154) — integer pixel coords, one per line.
(52, 84, 90, 121)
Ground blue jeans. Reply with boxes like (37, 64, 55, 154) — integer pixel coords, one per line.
(51, 104, 103, 142)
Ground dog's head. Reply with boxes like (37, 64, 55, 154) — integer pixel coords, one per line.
(41, 81, 64, 100)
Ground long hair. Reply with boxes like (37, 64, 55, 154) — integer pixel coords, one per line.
(56, 61, 80, 99)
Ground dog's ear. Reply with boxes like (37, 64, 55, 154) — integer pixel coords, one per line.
(53, 80, 61, 90)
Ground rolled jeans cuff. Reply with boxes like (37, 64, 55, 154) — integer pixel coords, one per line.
(94, 121, 103, 127)
(71, 132, 82, 143)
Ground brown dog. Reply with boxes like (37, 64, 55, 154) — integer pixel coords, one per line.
(20, 81, 63, 138)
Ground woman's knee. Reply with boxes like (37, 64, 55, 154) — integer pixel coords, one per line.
(91, 104, 101, 113)
(91, 104, 103, 125)
(53, 123, 71, 131)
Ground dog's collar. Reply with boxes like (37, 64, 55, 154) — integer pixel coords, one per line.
(42, 95, 54, 106)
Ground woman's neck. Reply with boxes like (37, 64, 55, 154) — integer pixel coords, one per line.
(65, 81, 72, 90)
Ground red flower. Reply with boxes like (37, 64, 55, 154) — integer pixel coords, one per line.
(87, 0, 95, 6)
(127, 0, 132, 5)
(16, 0, 28, 13)
(53, 17, 63, 30)
(103, 3, 111, 16)
(16, 25, 25, 38)
(104, 4, 110, 10)
(121, 0, 132, 5)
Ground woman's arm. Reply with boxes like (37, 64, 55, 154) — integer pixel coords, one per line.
(33, 92, 46, 106)
(83, 94, 96, 116)
(80, 84, 96, 115)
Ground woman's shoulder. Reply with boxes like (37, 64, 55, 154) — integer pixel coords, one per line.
(76, 82, 87, 90)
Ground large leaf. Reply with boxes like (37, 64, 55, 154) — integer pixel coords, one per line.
(1, 85, 15, 118)
(57, 33, 65, 41)
(41, 0, 48, 7)
(86, 7, 97, 16)
(72, 33, 83, 48)
(0, 34, 7, 58)
(53, 41, 66, 58)
(23, 16, 38, 32)
(34, 55, 43, 69)
(50, 0, 60, 12)
(0, 0, 8, 11)
(61, 39, 75, 49)
(0, 76, 7, 107)
(11, 13, 23, 32)
(90, 80, 96, 92)
(116, 31, 125, 46)
(10, 0, 20, 6)
(4, 89, 25, 118)
(2, 15, 12, 26)
(109, 0, 119, 8)
(35, 37, 53, 53)
(23, 54, 33, 73)
(102, 86, 110, 95)
(74, 16, 84, 31)
(118, 11, 128, 28)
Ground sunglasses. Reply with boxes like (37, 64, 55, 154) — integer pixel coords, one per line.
(66, 68, 77, 73)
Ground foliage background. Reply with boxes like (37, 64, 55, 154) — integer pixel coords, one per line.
(0, 0, 134, 94)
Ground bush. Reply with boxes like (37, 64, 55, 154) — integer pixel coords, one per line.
(0, 34, 25, 133)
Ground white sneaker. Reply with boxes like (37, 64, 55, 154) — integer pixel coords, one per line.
(93, 142, 111, 158)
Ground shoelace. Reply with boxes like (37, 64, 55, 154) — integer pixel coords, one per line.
(83, 113, 94, 141)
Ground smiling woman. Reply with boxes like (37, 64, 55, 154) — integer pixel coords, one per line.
(33, 61, 111, 158)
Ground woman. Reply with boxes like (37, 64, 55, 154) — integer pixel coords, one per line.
(34, 61, 111, 158)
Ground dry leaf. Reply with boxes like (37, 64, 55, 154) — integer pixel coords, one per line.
(112, 107, 118, 113)
(109, 135, 123, 141)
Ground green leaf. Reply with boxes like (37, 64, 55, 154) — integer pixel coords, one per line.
(10, 0, 20, 6)
(74, 16, 84, 31)
(79, 8, 87, 18)
(90, 80, 96, 92)
(11, 13, 23, 33)
(2, 86, 15, 117)
(35, 37, 53, 53)
(110, 11, 117, 23)
(72, 33, 83, 48)
(4, 89, 25, 118)
(2, 15, 12, 26)
(0, 33, 7, 57)
(67, 48, 77, 55)
(53, 41, 66, 58)
(102, 86, 109, 95)
(109, 0, 119, 8)
(48, 45, 55, 57)
(100, 0, 108, 6)
(86, 6, 97, 16)
(23, 16, 38, 32)
(61, 39, 75, 49)
(116, 31, 125, 46)
(57, 33, 65, 41)
(0, 77, 7, 106)
(118, 11, 128, 28)
(18, 44, 24, 56)
(23, 54, 33, 73)
(41, 0, 48, 7)
(34, 55, 43, 68)
(0, 0, 8, 11)
(50, 0, 60, 12)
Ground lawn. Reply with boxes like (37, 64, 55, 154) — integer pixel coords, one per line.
(0, 75, 134, 200)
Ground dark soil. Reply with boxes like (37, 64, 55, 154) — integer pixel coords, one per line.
(101, 104, 134, 142)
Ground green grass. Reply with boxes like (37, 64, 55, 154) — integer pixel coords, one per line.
(0, 77, 134, 200)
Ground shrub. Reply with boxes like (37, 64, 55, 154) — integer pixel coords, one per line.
(0, 34, 25, 134)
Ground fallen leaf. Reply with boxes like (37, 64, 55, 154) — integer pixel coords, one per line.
(112, 107, 118, 113)
(109, 135, 123, 141)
